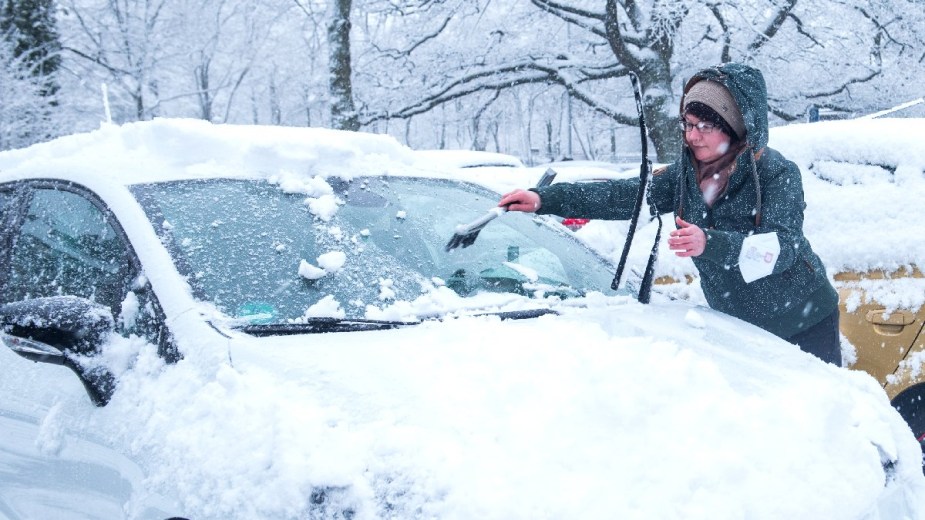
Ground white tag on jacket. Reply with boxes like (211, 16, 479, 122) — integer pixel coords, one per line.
(739, 232, 780, 283)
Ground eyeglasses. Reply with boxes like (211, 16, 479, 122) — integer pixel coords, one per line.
(678, 119, 717, 134)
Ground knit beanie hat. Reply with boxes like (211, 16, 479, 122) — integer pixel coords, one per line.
(683, 80, 746, 140)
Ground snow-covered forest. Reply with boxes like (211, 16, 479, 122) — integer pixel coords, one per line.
(2, 0, 924, 162)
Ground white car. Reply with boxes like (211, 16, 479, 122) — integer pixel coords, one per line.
(1, 119, 923, 520)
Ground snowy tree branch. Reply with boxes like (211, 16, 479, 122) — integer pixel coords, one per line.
(747, 0, 797, 53)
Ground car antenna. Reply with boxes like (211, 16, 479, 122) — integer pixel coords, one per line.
(611, 72, 662, 304)
(444, 168, 557, 252)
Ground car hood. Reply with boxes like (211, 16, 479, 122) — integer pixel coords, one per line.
(92, 296, 925, 519)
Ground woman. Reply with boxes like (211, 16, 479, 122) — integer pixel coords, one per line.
(499, 63, 841, 365)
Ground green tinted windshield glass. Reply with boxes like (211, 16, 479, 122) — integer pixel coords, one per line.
(131, 177, 617, 323)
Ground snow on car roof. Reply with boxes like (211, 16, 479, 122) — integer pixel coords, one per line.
(769, 118, 925, 275)
(414, 149, 525, 168)
(0, 118, 427, 187)
(769, 118, 925, 170)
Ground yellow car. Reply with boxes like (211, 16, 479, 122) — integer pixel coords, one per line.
(769, 118, 925, 444)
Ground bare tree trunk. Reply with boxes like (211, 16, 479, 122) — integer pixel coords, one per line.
(194, 56, 213, 121)
(490, 121, 500, 152)
(545, 120, 554, 161)
(328, 0, 358, 131)
(269, 70, 281, 125)
(601, 0, 678, 161)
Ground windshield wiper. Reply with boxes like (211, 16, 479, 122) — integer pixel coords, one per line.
(235, 317, 420, 336)
(235, 308, 559, 336)
(470, 308, 559, 320)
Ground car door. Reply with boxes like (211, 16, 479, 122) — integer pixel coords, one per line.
(835, 268, 925, 400)
(0, 180, 182, 520)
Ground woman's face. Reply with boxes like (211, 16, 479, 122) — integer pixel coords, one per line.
(683, 114, 732, 163)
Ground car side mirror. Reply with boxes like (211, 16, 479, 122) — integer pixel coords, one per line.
(0, 296, 117, 406)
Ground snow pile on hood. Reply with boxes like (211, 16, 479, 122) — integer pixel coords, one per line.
(85, 299, 925, 520)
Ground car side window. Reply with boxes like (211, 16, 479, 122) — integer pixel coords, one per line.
(0, 189, 15, 270)
(0, 189, 10, 216)
(0, 186, 14, 239)
(4, 187, 133, 316)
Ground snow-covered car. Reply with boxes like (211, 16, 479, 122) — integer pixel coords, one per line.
(768, 118, 925, 442)
(1, 119, 924, 519)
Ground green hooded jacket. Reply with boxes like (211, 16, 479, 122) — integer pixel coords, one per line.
(533, 63, 838, 339)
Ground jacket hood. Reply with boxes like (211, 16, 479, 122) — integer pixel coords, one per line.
(681, 63, 769, 150)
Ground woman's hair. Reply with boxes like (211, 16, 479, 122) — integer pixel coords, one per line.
(684, 102, 740, 144)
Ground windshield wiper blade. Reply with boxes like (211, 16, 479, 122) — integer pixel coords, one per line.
(470, 308, 559, 320)
(235, 317, 420, 336)
(236, 309, 558, 336)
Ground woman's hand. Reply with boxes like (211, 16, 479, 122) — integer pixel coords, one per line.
(498, 189, 541, 213)
(668, 216, 706, 257)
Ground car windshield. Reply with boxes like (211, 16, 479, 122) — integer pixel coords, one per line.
(131, 176, 617, 324)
